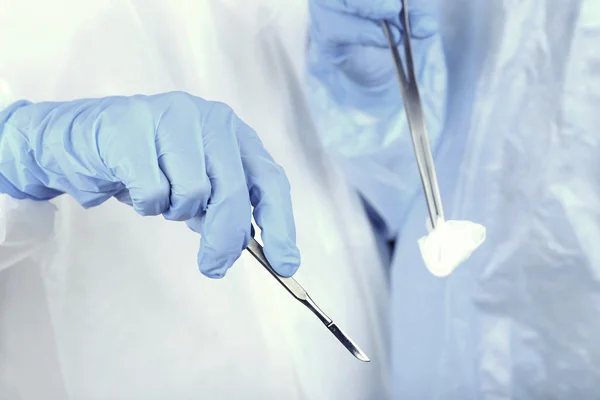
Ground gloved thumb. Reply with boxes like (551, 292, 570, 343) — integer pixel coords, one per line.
(408, 11, 437, 38)
(404, 0, 438, 38)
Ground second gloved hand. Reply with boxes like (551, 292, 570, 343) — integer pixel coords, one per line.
(0, 92, 300, 278)
(308, 0, 438, 110)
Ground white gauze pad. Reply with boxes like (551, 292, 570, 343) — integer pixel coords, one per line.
(417, 218, 486, 277)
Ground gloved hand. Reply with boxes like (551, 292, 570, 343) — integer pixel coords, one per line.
(0, 92, 300, 278)
(308, 0, 438, 109)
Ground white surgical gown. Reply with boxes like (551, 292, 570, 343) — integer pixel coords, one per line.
(0, 1, 390, 399)
(308, 0, 600, 398)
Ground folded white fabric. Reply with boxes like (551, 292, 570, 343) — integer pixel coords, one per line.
(418, 218, 486, 277)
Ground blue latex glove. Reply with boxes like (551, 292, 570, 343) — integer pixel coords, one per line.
(309, 0, 438, 110)
(0, 92, 300, 278)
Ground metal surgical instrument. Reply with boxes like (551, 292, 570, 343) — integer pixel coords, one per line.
(242, 2, 443, 365)
(382, 0, 445, 230)
(246, 233, 370, 362)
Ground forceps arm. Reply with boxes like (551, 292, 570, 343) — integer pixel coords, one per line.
(382, 1, 445, 229)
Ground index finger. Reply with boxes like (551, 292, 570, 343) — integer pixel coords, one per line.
(237, 124, 301, 278)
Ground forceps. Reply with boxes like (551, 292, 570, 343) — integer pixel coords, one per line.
(246, 230, 370, 362)
(382, 0, 445, 230)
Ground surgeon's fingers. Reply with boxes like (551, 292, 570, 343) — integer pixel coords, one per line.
(310, 1, 402, 48)
(238, 124, 301, 278)
(191, 102, 252, 279)
(406, 1, 438, 39)
(100, 97, 170, 216)
(310, 1, 437, 48)
(150, 93, 211, 221)
(312, 0, 399, 21)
